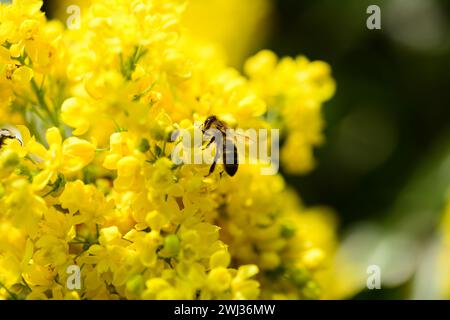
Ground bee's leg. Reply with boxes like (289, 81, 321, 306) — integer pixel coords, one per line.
(219, 171, 224, 178)
(202, 136, 215, 150)
(205, 146, 220, 177)
(205, 159, 217, 177)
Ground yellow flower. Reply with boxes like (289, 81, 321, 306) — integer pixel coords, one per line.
(2, 178, 45, 237)
(231, 265, 260, 299)
(11, 65, 34, 83)
(34, 235, 69, 266)
(31, 127, 96, 190)
(59, 180, 112, 224)
(207, 267, 232, 292)
(61, 97, 94, 136)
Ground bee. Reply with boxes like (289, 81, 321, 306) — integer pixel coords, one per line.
(201, 115, 238, 177)
(0, 128, 18, 147)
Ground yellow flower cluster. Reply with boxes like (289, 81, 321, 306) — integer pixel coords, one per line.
(245, 50, 336, 174)
(0, 0, 337, 299)
(52, 0, 273, 67)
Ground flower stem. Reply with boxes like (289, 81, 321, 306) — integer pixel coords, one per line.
(30, 78, 59, 127)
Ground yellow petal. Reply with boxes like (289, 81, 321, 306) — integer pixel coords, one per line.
(12, 66, 34, 83)
(32, 169, 54, 191)
(46, 127, 62, 146)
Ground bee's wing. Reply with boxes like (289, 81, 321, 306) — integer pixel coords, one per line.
(231, 132, 255, 143)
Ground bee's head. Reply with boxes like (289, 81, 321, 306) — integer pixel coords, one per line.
(202, 115, 217, 132)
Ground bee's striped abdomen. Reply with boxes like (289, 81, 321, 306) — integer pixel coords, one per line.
(223, 137, 238, 176)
